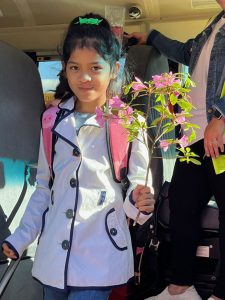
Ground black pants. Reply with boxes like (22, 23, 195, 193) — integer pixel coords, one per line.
(169, 139, 225, 299)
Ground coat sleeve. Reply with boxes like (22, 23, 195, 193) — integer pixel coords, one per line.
(5, 132, 51, 257)
(146, 29, 194, 66)
(123, 119, 153, 225)
(213, 96, 225, 117)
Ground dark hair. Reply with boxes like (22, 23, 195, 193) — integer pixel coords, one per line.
(55, 13, 123, 101)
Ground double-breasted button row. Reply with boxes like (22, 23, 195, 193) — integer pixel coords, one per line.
(70, 178, 77, 188)
(73, 148, 81, 157)
(110, 228, 117, 236)
(66, 209, 74, 219)
(62, 240, 70, 250)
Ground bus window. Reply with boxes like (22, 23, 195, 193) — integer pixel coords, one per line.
(38, 60, 61, 106)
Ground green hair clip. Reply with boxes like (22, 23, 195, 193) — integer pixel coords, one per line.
(75, 17, 103, 26)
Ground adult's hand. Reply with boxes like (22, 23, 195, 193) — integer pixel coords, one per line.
(204, 117, 225, 158)
(125, 32, 147, 45)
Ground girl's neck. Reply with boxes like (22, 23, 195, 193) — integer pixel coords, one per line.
(75, 99, 106, 114)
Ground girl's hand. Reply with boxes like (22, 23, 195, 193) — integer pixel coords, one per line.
(2, 243, 18, 260)
(204, 118, 225, 158)
(132, 184, 155, 213)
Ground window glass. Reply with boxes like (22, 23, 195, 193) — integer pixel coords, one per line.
(38, 60, 61, 106)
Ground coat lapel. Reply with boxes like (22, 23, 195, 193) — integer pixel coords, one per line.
(52, 97, 78, 148)
(52, 97, 101, 149)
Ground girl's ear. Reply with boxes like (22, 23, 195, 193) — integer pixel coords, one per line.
(111, 61, 120, 79)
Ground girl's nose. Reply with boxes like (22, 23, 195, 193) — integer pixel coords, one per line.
(80, 73, 91, 82)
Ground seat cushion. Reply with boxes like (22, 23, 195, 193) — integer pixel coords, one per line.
(157, 182, 219, 232)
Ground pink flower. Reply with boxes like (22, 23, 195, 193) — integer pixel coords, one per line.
(152, 72, 181, 88)
(175, 112, 186, 124)
(159, 140, 171, 152)
(152, 75, 165, 88)
(95, 97, 134, 127)
(109, 96, 124, 109)
(118, 105, 134, 123)
(131, 77, 146, 91)
(178, 135, 189, 148)
(95, 106, 105, 128)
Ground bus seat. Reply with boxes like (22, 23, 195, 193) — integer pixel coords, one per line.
(125, 45, 169, 198)
(157, 181, 219, 235)
(0, 41, 44, 300)
(0, 41, 45, 162)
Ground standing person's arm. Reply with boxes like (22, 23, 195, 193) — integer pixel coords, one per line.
(204, 117, 225, 158)
(204, 95, 225, 158)
(146, 30, 193, 66)
(204, 46, 225, 158)
(127, 30, 194, 66)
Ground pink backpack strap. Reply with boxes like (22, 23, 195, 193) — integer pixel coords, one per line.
(42, 106, 60, 175)
(107, 119, 131, 184)
(42, 107, 130, 186)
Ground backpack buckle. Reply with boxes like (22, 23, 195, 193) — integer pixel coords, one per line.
(149, 238, 160, 252)
(120, 167, 130, 191)
(121, 177, 130, 191)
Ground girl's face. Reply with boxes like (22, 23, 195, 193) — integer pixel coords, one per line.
(65, 47, 119, 113)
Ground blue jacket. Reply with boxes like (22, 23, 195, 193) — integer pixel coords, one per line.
(147, 11, 225, 122)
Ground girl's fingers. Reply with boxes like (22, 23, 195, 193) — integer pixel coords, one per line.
(135, 193, 154, 203)
(136, 198, 155, 207)
(139, 186, 151, 194)
(135, 199, 155, 215)
(2, 243, 17, 259)
(138, 204, 154, 213)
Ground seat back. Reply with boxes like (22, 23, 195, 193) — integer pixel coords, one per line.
(0, 41, 44, 299)
(125, 45, 169, 197)
(0, 41, 44, 162)
(157, 182, 219, 235)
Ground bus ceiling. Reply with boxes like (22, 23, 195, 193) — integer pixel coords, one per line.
(0, 0, 221, 53)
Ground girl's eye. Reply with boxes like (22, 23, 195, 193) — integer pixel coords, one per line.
(70, 65, 78, 71)
(92, 66, 102, 71)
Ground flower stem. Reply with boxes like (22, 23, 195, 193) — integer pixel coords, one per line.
(133, 94, 158, 226)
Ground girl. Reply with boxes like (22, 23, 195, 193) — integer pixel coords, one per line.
(2, 13, 155, 300)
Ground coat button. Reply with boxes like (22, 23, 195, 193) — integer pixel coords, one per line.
(66, 209, 74, 219)
(73, 149, 80, 157)
(110, 228, 117, 236)
(70, 178, 77, 188)
(208, 108, 213, 113)
(62, 240, 70, 250)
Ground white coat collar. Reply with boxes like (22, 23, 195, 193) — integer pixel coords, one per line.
(53, 97, 101, 149)
(58, 96, 75, 111)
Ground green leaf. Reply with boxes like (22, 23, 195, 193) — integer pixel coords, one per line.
(189, 158, 202, 165)
(124, 83, 132, 95)
(152, 105, 165, 113)
(179, 157, 188, 163)
(151, 117, 162, 126)
(188, 129, 196, 143)
(188, 123, 200, 129)
(169, 93, 178, 105)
